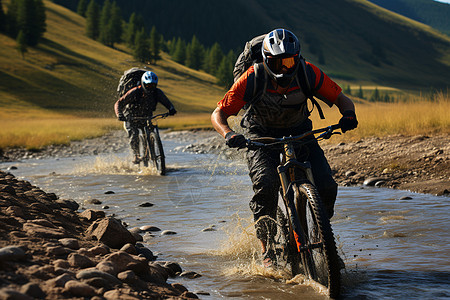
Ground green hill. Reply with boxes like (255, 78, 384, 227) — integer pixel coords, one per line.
(0, 0, 225, 119)
(368, 0, 450, 36)
(55, 0, 450, 92)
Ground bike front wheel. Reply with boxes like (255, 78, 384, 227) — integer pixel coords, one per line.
(149, 129, 166, 175)
(138, 131, 150, 167)
(294, 183, 341, 298)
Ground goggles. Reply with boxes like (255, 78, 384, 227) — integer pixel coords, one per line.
(266, 55, 298, 74)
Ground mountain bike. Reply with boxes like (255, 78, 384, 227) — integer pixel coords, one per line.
(132, 113, 168, 175)
(246, 124, 342, 298)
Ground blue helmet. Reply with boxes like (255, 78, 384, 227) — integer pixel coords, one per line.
(141, 71, 158, 92)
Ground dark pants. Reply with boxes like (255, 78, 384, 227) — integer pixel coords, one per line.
(125, 120, 146, 156)
(245, 120, 338, 240)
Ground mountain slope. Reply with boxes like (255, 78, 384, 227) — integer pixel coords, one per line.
(69, 0, 450, 91)
(0, 1, 225, 118)
(368, 0, 450, 35)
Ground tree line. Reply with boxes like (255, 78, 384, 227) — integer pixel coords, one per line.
(0, 0, 46, 57)
(77, 0, 236, 88)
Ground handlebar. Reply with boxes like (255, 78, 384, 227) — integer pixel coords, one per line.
(246, 124, 341, 149)
(128, 113, 170, 122)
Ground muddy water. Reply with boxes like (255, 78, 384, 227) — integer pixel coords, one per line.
(2, 134, 449, 299)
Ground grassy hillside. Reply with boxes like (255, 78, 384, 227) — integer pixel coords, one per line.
(78, 0, 450, 92)
(0, 0, 225, 119)
(368, 0, 450, 35)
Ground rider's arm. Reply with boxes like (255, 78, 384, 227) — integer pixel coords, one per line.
(335, 92, 355, 114)
(155, 89, 176, 112)
(211, 107, 233, 138)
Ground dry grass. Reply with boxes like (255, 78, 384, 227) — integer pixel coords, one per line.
(0, 117, 121, 150)
(313, 91, 449, 142)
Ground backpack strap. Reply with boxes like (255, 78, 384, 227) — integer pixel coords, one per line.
(298, 58, 325, 119)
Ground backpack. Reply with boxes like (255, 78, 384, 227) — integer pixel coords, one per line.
(117, 67, 147, 97)
(233, 35, 325, 119)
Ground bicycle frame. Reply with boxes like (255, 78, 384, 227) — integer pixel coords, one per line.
(248, 124, 341, 253)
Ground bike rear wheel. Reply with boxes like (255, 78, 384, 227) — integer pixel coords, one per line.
(149, 128, 166, 175)
(294, 183, 341, 298)
(138, 130, 150, 167)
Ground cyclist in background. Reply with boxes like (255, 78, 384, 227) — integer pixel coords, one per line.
(114, 71, 177, 164)
(211, 29, 358, 267)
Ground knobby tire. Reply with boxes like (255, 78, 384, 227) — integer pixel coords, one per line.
(138, 130, 150, 167)
(294, 183, 341, 298)
(149, 129, 166, 175)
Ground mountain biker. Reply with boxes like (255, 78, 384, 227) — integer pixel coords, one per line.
(211, 29, 358, 266)
(114, 71, 177, 164)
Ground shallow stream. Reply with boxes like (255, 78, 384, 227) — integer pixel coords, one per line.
(1, 133, 449, 299)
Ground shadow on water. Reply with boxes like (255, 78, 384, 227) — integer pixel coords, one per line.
(342, 269, 450, 299)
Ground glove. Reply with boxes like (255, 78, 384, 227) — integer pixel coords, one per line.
(169, 108, 177, 116)
(118, 113, 126, 121)
(225, 131, 246, 149)
(339, 110, 358, 133)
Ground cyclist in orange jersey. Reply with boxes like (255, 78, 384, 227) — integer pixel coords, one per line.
(211, 29, 358, 267)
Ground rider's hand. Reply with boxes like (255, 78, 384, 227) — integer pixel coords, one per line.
(339, 110, 358, 133)
(169, 108, 177, 116)
(118, 113, 126, 121)
(225, 131, 246, 148)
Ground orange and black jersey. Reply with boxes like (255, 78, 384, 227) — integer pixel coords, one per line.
(218, 62, 342, 117)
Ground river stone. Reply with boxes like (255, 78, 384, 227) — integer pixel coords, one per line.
(138, 202, 154, 207)
(104, 191, 115, 194)
(68, 253, 95, 268)
(163, 262, 183, 276)
(85, 217, 135, 249)
(46, 273, 75, 287)
(161, 230, 177, 235)
(55, 199, 79, 211)
(76, 268, 122, 285)
(139, 225, 161, 232)
(0, 289, 33, 300)
(399, 196, 413, 200)
(58, 238, 80, 250)
(64, 280, 96, 297)
(345, 170, 357, 177)
(136, 246, 156, 261)
(20, 283, 46, 299)
(363, 177, 386, 186)
(180, 271, 202, 279)
(0, 246, 27, 261)
(99, 251, 148, 275)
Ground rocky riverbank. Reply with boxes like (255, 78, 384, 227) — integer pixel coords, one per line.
(0, 170, 200, 299)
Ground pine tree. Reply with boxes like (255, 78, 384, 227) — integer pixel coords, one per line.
(5, 0, 19, 37)
(168, 37, 177, 56)
(108, 2, 122, 47)
(149, 26, 161, 64)
(98, 0, 111, 45)
(205, 42, 224, 75)
(357, 86, 364, 99)
(134, 27, 150, 63)
(77, 0, 88, 17)
(185, 35, 204, 70)
(344, 84, 352, 96)
(16, 0, 46, 46)
(370, 87, 380, 102)
(85, 0, 99, 40)
(16, 29, 27, 58)
(216, 50, 235, 88)
(0, 0, 5, 33)
(126, 12, 144, 48)
(173, 37, 186, 64)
